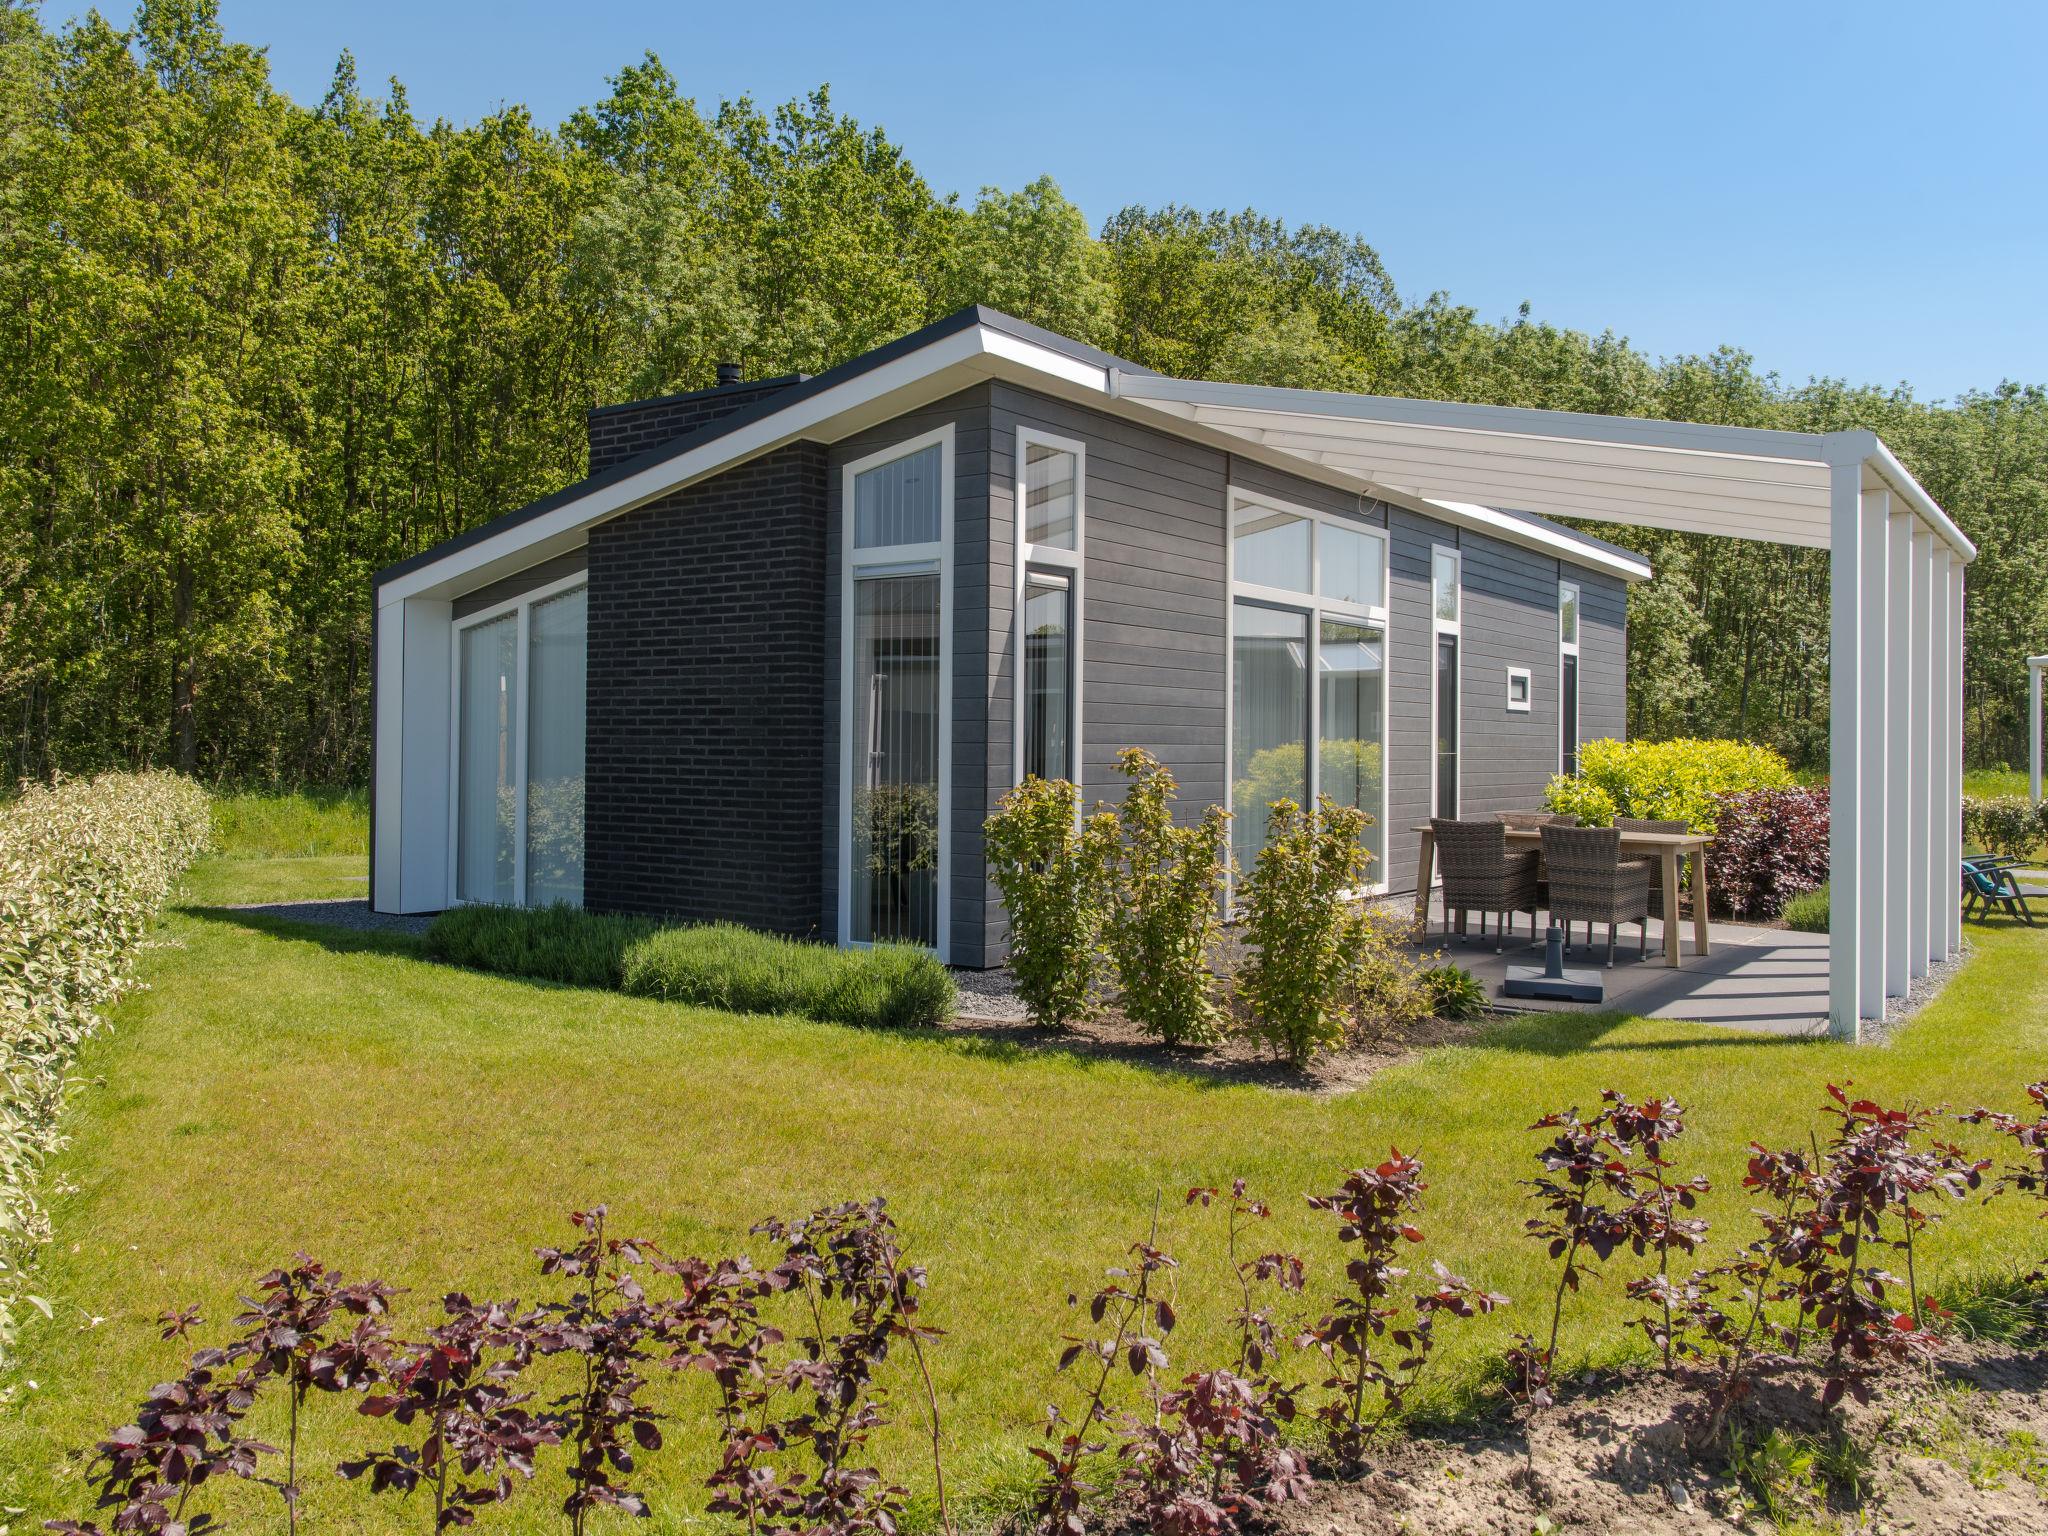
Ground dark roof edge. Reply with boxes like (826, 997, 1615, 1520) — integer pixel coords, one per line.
(375, 306, 1143, 590)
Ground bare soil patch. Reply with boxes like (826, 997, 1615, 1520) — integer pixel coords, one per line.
(1278, 1339, 2048, 1534)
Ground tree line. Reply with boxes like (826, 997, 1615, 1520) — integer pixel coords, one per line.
(4, 0, 2043, 785)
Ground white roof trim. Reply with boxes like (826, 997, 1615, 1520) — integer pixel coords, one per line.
(1108, 371, 1974, 564)
(391, 316, 1975, 607)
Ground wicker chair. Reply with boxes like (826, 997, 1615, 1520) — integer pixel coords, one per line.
(1539, 824, 1651, 967)
(1431, 818, 1541, 952)
(1615, 816, 1688, 924)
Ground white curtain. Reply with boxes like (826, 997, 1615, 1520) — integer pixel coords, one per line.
(525, 588, 587, 906)
(457, 614, 519, 903)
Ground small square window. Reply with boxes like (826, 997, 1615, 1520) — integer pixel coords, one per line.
(1507, 666, 1532, 712)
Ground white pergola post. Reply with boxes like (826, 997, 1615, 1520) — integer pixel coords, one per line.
(2030, 654, 2047, 806)
(1949, 562, 1966, 955)
(1829, 462, 1866, 1038)
(1858, 488, 1891, 1019)
(1931, 547, 1953, 966)
(1884, 509, 1912, 998)
(1908, 526, 1933, 977)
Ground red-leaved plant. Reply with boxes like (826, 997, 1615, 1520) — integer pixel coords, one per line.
(532, 1206, 668, 1531)
(1601, 1092, 1710, 1373)
(1114, 1184, 1311, 1536)
(339, 1295, 558, 1530)
(1034, 1222, 1177, 1536)
(1962, 1080, 2048, 1218)
(45, 1308, 275, 1536)
(1299, 1151, 1505, 1467)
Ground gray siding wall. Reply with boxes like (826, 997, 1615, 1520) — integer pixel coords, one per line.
(1384, 513, 1630, 894)
(822, 388, 993, 966)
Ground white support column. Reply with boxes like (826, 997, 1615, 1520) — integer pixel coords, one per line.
(2031, 655, 2046, 806)
(1908, 525, 1933, 978)
(1857, 487, 1890, 1019)
(1931, 548, 1954, 962)
(1827, 457, 1865, 1039)
(1949, 561, 1966, 956)
(1884, 508, 1912, 998)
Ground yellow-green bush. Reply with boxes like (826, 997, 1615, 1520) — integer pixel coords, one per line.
(1544, 738, 1795, 833)
(0, 772, 211, 1367)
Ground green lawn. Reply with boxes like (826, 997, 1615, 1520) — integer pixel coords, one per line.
(2, 850, 2044, 1534)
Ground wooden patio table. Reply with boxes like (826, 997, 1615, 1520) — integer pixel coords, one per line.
(1408, 824, 1713, 967)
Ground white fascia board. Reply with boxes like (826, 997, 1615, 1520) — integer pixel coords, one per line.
(1109, 370, 1833, 461)
(1421, 499, 1653, 583)
(1826, 430, 1975, 563)
(379, 325, 1112, 606)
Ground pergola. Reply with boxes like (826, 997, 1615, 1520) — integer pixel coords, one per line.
(1105, 372, 1977, 1041)
(2029, 655, 2048, 804)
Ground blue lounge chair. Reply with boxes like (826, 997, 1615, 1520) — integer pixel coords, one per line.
(1962, 855, 2041, 926)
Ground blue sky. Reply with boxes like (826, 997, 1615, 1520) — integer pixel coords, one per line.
(59, 1, 2048, 399)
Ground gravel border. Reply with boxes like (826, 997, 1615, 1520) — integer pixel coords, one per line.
(227, 898, 434, 938)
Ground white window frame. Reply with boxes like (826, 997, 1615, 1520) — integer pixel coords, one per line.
(446, 570, 589, 908)
(1507, 666, 1532, 713)
(1224, 487, 1391, 896)
(1558, 578, 1581, 775)
(1429, 545, 1462, 818)
(1013, 426, 1085, 788)
(838, 423, 954, 957)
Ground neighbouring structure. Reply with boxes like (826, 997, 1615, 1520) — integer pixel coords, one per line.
(372, 307, 1973, 1040)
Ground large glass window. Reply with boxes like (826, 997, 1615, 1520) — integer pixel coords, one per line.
(1232, 603, 1309, 870)
(1232, 504, 1311, 592)
(1024, 441, 1078, 549)
(853, 442, 943, 548)
(454, 580, 589, 909)
(457, 614, 519, 904)
(851, 573, 941, 946)
(845, 429, 950, 951)
(1228, 495, 1391, 885)
(1321, 522, 1385, 609)
(525, 587, 587, 906)
(1319, 618, 1386, 871)
(1023, 573, 1072, 782)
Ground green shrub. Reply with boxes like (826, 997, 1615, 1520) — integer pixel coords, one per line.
(1, 771, 211, 1368)
(1105, 748, 1228, 1046)
(621, 923, 954, 1030)
(425, 903, 654, 988)
(1781, 884, 1830, 934)
(1234, 796, 1374, 1066)
(1542, 775, 1616, 827)
(1545, 737, 1795, 833)
(1420, 962, 1488, 1021)
(208, 786, 368, 858)
(983, 776, 1118, 1030)
(1962, 795, 2046, 859)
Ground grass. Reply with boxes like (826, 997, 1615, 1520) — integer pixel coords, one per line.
(1783, 882, 1830, 933)
(0, 848, 2044, 1533)
(426, 905, 959, 1028)
(209, 786, 368, 859)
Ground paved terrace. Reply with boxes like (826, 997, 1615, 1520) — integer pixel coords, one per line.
(1405, 895, 1831, 1037)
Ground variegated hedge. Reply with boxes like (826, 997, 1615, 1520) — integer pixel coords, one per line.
(0, 772, 210, 1367)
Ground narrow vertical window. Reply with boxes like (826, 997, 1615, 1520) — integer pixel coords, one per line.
(1022, 573, 1072, 781)
(1559, 579, 1581, 777)
(525, 586, 587, 905)
(1431, 545, 1461, 817)
(1015, 429, 1084, 788)
(843, 426, 952, 953)
(1232, 603, 1309, 870)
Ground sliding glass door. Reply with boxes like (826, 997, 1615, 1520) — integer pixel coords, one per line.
(1230, 603, 1309, 870)
(457, 614, 519, 904)
(453, 580, 587, 908)
(1319, 617, 1386, 870)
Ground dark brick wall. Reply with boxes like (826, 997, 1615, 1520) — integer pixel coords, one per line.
(583, 441, 829, 934)
(586, 376, 805, 474)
